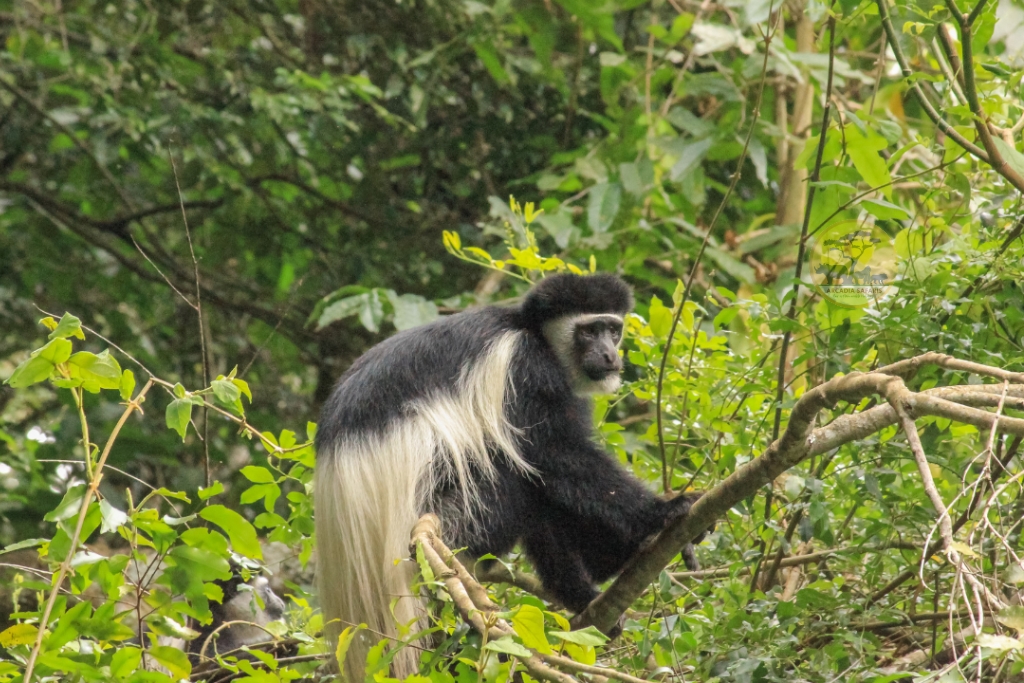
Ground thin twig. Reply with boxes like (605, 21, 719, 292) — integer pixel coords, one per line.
(873, 0, 989, 161)
(22, 380, 154, 683)
(167, 145, 212, 487)
(655, 2, 780, 473)
(755, 3, 839, 588)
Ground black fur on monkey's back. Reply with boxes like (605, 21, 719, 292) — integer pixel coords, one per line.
(317, 273, 696, 618)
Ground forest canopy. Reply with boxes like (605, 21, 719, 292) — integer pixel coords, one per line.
(2, 0, 1024, 681)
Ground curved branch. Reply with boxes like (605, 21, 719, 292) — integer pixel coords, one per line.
(575, 354, 1024, 633)
(411, 515, 656, 683)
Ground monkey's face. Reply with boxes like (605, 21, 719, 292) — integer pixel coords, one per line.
(573, 317, 624, 382)
(542, 312, 626, 395)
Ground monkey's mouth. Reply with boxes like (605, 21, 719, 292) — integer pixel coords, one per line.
(584, 367, 620, 381)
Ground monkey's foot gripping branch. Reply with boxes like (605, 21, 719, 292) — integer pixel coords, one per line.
(410, 514, 654, 683)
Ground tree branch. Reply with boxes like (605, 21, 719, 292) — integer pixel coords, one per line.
(411, 515, 655, 683)
(934, 20, 1024, 194)
(574, 355, 1024, 634)
(873, 0, 989, 161)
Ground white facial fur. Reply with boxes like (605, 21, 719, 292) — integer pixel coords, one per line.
(541, 313, 625, 396)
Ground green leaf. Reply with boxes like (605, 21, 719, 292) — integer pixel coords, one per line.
(668, 137, 713, 181)
(45, 484, 87, 523)
(279, 429, 296, 448)
(118, 369, 136, 400)
(0, 537, 47, 554)
(335, 625, 365, 671)
(240, 483, 282, 512)
(6, 354, 55, 388)
(536, 210, 577, 249)
(200, 504, 263, 559)
(996, 606, 1024, 631)
(512, 605, 551, 654)
(180, 526, 229, 553)
(862, 198, 910, 220)
(893, 228, 932, 258)
(0, 623, 39, 647)
(109, 646, 142, 678)
(977, 633, 1024, 652)
(316, 290, 385, 333)
(211, 378, 241, 405)
(45, 600, 92, 649)
(845, 124, 892, 198)
(233, 378, 252, 402)
(484, 636, 532, 658)
(993, 139, 1024, 179)
(68, 350, 122, 391)
(950, 540, 978, 557)
(150, 644, 192, 679)
(150, 488, 191, 503)
(671, 12, 695, 40)
(649, 296, 672, 338)
(165, 398, 193, 440)
(40, 338, 73, 364)
(99, 499, 128, 533)
(380, 154, 422, 171)
(972, 1, 996, 54)
(794, 132, 821, 170)
(241, 466, 276, 483)
(587, 182, 622, 234)
(548, 626, 609, 647)
(48, 312, 85, 340)
(472, 41, 510, 85)
(947, 171, 971, 204)
(705, 246, 756, 284)
(385, 291, 440, 331)
(167, 544, 231, 581)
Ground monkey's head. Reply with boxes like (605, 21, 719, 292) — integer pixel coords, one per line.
(521, 273, 633, 395)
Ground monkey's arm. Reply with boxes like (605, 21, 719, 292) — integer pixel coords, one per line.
(509, 336, 702, 546)
(518, 407, 674, 540)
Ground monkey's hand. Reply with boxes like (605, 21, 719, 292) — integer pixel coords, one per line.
(664, 490, 715, 545)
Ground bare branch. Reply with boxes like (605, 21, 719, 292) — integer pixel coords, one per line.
(411, 515, 658, 683)
(672, 542, 922, 581)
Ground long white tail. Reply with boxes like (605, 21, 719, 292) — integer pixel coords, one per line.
(315, 331, 531, 679)
(316, 427, 429, 679)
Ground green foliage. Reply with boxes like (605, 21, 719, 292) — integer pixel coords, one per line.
(3, 0, 1024, 679)
(1, 320, 318, 682)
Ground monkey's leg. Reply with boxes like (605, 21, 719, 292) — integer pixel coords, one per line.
(521, 511, 599, 614)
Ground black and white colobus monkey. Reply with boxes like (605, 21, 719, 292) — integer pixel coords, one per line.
(315, 273, 702, 677)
